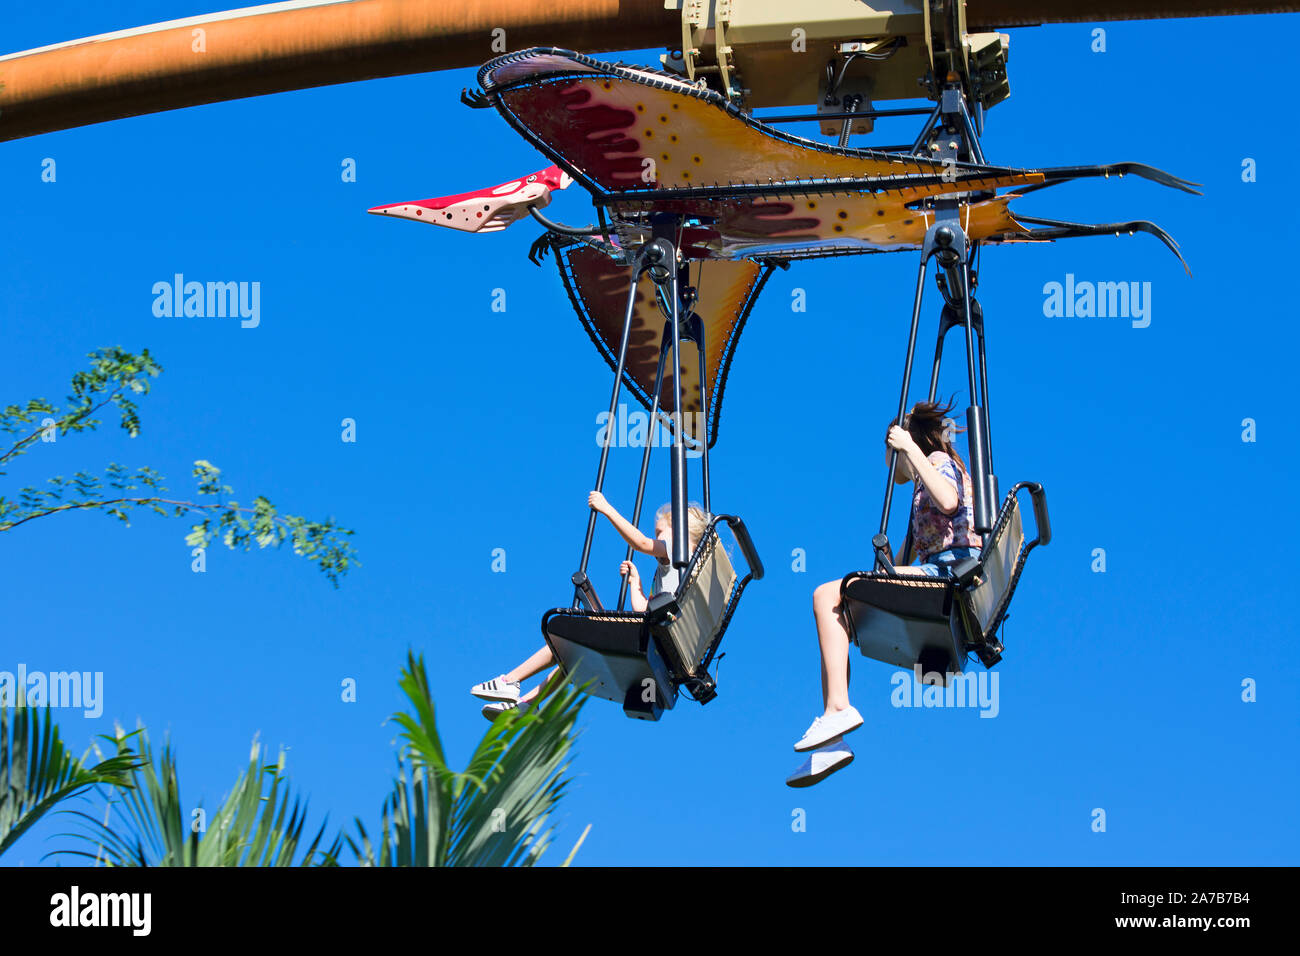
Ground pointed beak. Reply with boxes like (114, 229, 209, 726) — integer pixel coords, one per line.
(367, 200, 438, 223)
(367, 165, 572, 234)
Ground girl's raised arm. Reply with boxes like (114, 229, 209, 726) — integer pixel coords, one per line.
(910, 453, 961, 515)
(587, 491, 665, 557)
(887, 427, 960, 514)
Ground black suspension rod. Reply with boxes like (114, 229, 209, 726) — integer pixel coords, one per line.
(617, 338, 670, 611)
(958, 99, 987, 166)
(971, 241, 993, 477)
(667, 246, 689, 569)
(694, 315, 712, 516)
(976, 320, 998, 521)
(927, 317, 948, 403)
(960, 261, 981, 408)
(977, 324, 993, 473)
(959, 254, 994, 533)
(575, 252, 643, 602)
(908, 103, 943, 155)
(877, 254, 930, 544)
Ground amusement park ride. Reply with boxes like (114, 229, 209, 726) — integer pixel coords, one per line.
(4, 1, 1296, 721)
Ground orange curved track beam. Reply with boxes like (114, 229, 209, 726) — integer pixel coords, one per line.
(2, 0, 1297, 142)
(0, 0, 677, 142)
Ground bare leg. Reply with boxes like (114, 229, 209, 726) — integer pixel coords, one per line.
(503, 646, 554, 684)
(519, 667, 565, 706)
(812, 567, 926, 709)
(813, 580, 854, 716)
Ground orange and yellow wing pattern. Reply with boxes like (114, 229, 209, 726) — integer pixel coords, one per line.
(553, 239, 771, 446)
(481, 49, 1043, 259)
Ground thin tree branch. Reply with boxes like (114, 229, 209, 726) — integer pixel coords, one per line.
(2, 496, 276, 533)
(0, 389, 125, 465)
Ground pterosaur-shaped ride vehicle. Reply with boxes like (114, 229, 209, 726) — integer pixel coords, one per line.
(370, 33, 1196, 716)
(6, 2, 1290, 724)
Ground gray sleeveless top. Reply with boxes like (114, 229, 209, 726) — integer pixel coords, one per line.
(650, 559, 680, 597)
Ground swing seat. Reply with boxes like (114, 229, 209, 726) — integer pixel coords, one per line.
(841, 482, 1049, 680)
(541, 609, 678, 720)
(541, 514, 763, 720)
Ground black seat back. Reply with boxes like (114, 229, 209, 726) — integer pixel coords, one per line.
(955, 481, 1050, 645)
(647, 514, 761, 701)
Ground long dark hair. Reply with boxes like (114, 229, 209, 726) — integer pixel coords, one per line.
(889, 397, 968, 476)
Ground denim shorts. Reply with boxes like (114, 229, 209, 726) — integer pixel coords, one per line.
(917, 545, 982, 578)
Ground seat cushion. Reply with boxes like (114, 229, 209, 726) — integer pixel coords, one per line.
(842, 573, 954, 621)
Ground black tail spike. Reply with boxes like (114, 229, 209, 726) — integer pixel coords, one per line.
(1027, 162, 1202, 196)
(1013, 214, 1192, 276)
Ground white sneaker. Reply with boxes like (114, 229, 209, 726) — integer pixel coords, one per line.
(481, 701, 517, 721)
(786, 736, 855, 788)
(794, 706, 863, 752)
(471, 676, 521, 702)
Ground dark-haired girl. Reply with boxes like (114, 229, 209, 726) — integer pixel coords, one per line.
(786, 399, 983, 787)
(884, 399, 984, 578)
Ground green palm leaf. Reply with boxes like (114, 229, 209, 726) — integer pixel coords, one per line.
(56, 727, 340, 866)
(347, 650, 586, 867)
(0, 705, 140, 859)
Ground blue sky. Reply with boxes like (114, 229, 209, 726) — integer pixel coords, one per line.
(2, 4, 1296, 865)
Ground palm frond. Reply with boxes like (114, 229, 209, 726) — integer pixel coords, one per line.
(56, 727, 339, 866)
(347, 650, 585, 867)
(446, 683, 584, 867)
(0, 706, 141, 859)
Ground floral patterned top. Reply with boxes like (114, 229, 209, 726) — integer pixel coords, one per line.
(911, 451, 983, 560)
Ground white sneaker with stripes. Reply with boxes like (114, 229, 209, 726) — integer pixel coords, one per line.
(481, 699, 533, 722)
(481, 701, 517, 721)
(471, 676, 521, 702)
